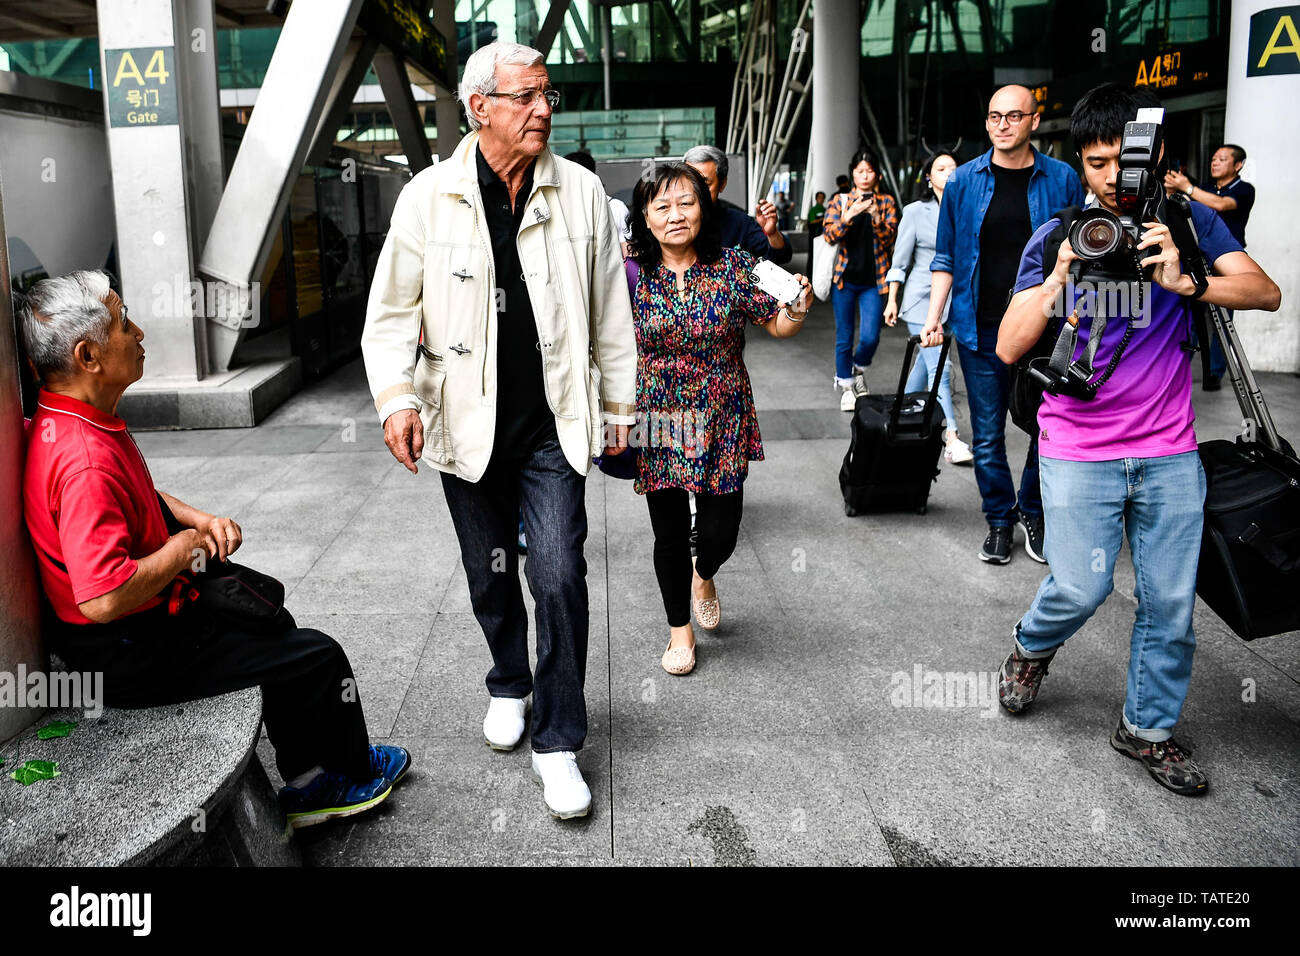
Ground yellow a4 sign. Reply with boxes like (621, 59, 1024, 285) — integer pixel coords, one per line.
(105, 47, 178, 128)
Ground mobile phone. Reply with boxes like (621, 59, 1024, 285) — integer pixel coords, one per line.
(750, 260, 804, 305)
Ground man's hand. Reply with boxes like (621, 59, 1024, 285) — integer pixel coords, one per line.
(384, 408, 424, 474)
(200, 516, 243, 562)
(1164, 170, 1192, 195)
(603, 423, 630, 458)
(1138, 222, 1191, 295)
(1048, 235, 1079, 288)
(920, 313, 944, 347)
(755, 199, 779, 237)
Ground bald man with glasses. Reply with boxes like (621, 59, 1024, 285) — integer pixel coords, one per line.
(921, 85, 1085, 566)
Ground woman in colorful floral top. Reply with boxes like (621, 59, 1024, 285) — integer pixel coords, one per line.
(628, 163, 812, 676)
(820, 148, 900, 411)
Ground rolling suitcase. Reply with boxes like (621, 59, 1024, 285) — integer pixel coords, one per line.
(1171, 194, 1300, 640)
(840, 334, 950, 516)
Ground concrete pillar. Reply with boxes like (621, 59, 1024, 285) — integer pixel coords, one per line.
(431, 0, 462, 160)
(97, 0, 207, 380)
(807, 0, 859, 211)
(0, 168, 45, 742)
(1224, 1, 1300, 373)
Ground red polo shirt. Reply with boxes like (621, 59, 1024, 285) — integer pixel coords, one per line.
(23, 389, 170, 624)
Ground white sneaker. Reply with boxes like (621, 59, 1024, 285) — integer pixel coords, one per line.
(483, 696, 530, 751)
(839, 387, 857, 412)
(851, 368, 870, 397)
(531, 751, 592, 819)
(945, 433, 974, 465)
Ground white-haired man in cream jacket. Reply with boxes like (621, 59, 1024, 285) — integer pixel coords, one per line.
(361, 42, 636, 820)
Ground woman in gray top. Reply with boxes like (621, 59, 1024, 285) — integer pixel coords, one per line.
(883, 151, 973, 465)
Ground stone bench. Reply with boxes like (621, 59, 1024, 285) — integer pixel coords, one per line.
(0, 678, 299, 866)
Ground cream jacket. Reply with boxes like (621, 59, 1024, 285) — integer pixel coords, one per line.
(361, 130, 637, 482)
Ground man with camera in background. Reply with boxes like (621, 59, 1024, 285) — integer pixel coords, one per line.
(1165, 144, 1257, 391)
(990, 83, 1280, 796)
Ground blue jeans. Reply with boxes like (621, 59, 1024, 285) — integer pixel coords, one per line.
(440, 434, 590, 753)
(956, 328, 1041, 525)
(831, 280, 883, 383)
(1015, 452, 1207, 741)
(904, 318, 957, 429)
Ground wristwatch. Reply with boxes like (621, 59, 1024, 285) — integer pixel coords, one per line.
(1185, 184, 1194, 196)
(1187, 271, 1209, 299)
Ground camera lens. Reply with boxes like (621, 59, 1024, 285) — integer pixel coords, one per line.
(1069, 210, 1122, 259)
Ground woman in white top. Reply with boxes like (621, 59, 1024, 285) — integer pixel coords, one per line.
(883, 150, 973, 465)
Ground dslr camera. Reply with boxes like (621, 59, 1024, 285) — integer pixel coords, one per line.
(1067, 107, 1167, 282)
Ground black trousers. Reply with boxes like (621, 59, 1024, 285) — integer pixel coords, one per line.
(645, 486, 744, 627)
(49, 603, 372, 783)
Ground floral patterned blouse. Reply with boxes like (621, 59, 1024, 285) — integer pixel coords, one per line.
(631, 247, 778, 495)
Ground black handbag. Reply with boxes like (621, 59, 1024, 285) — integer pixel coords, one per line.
(155, 494, 287, 630)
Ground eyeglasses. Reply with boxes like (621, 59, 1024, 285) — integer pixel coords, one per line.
(486, 88, 561, 109)
(987, 110, 1031, 127)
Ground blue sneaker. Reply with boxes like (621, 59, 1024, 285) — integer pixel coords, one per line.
(369, 744, 411, 786)
(279, 771, 392, 830)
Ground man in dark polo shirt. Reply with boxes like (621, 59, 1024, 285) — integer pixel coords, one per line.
(1165, 143, 1257, 389)
(17, 271, 409, 830)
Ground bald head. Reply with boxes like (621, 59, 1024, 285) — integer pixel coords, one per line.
(989, 85, 1037, 114)
(986, 84, 1040, 156)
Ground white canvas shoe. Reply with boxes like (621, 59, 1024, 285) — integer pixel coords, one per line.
(531, 751, 592, 819)
(483, 696, 530, 751)
(840, 387, 857, 412)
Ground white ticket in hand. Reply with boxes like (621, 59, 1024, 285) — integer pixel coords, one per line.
(750, 260, 804, 305)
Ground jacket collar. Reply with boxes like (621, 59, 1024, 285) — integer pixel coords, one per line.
(36, 387, 127, 432)
(443, 129, 560, 197)
(974, 145, 1044, 176)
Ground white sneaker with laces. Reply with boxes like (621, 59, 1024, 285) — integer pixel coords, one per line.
(839, 387, 857, 412)
(531, 750, 592, 819)
(852, 368, 870, 397)
(483, 695, 530, 751)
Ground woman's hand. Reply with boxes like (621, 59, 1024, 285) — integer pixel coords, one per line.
(787, 273, 813, 316)
(843, 196, 873, 222)
(882, 297, 899, 327)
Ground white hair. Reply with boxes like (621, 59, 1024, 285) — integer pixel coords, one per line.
(683, 145, 728, 183)
(457, 41, 546, 131)
(16, 270, 114, 377)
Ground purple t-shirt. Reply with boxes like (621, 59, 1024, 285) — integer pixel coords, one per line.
(1013, 202, 1242, 461)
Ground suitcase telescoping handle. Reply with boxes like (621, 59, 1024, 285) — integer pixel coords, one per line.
(1168, 193, 1284, 454)
(889, 334, 952, 434)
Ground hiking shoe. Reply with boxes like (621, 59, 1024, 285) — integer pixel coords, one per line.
(1018, 513, 1047, 564)
(980, 525, 1013, 564)
(997, 643, 1055, 713)
(1110, 722, 1208, 796)
(369, 744, 411, 787)
(280, 771, 392, 829)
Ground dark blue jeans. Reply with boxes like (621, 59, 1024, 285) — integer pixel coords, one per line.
(831, 279, 884, 383)
(955, 327, 1042, 526)
(440, 435, 589, 753)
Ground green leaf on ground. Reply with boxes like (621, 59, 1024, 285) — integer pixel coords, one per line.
(11, 760, 61, 785)
(36, 720, 78, 740)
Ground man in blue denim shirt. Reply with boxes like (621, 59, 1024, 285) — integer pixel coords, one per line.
(921, 86, 1084, 565)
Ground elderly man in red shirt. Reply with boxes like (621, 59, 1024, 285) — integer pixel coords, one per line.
(17, 270, 407, 830)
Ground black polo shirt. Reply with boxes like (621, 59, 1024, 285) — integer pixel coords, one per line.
(476, 145, 556, 463)
(1209, 176, 1255, 247)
